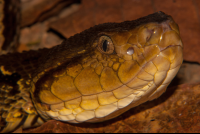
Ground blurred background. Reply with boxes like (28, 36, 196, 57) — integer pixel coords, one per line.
(18, 0, 200, 86)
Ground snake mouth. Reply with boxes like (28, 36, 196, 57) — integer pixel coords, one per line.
(160, 44, 182, 51)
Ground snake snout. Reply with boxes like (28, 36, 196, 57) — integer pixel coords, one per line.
(158, 20, 183, 51)
(160, 20, 172, 33)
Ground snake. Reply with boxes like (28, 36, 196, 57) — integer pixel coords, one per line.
(0, 1, 183, 133)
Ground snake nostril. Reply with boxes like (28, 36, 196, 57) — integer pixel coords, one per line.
(127, 47, 134, 55)
(161, 21, 172, 33)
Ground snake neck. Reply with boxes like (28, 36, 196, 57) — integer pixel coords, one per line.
(0, 48, 52, 132)
(0, 68, 46, 132)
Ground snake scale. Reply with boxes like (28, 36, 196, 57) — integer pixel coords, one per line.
(0, 1, 183, 133)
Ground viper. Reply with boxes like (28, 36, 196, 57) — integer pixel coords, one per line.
(0, 1, 183, 132)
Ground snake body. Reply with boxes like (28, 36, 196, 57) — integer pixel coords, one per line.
(0, 4, 183, 132)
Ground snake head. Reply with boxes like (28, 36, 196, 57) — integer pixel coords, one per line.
(31, 12, 183, 123)
(95, 17, 183, 101)
(89, 14, 183, 102)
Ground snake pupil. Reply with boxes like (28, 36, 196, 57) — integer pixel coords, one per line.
(102, 40, 108, 52)
(98, 36, 114, 54)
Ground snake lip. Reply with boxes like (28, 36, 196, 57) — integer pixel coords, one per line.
(160, 44, 183, 52)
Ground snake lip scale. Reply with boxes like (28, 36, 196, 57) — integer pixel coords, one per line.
(0, 11, 183, 132)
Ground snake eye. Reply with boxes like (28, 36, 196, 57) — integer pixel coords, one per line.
(98, 35, 114, 54)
